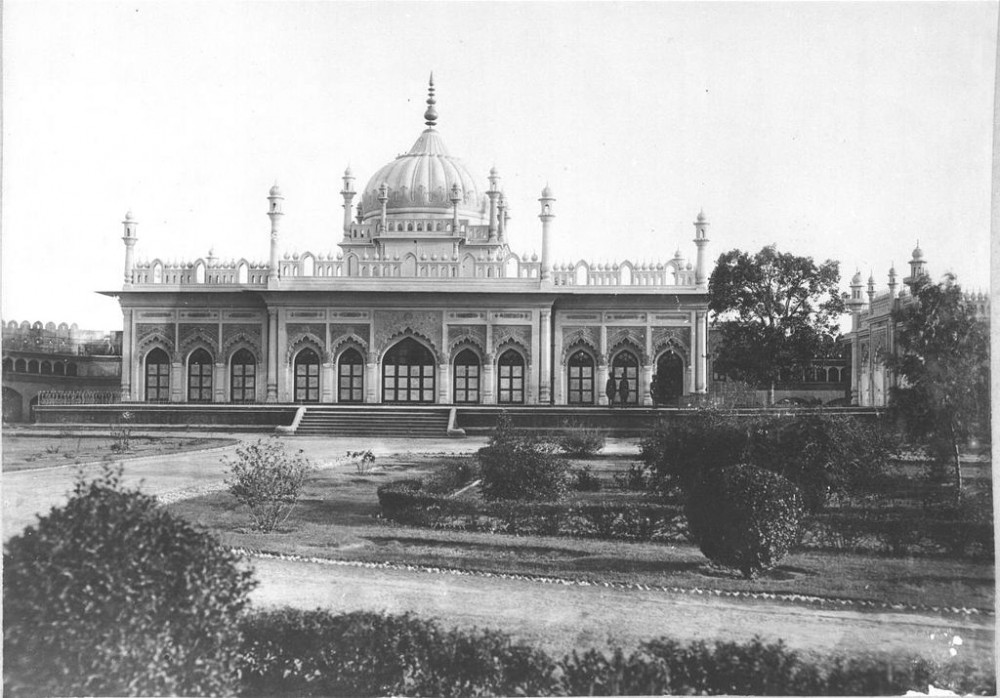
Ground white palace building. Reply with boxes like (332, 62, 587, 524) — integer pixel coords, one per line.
(109, 78, 712, 407)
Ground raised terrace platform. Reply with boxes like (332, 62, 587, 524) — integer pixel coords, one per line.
(30, 404, 880, 437)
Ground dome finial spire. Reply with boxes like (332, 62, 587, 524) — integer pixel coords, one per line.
(424, 72, 438, 128)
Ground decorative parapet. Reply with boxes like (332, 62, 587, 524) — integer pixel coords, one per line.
(131, 258, 269, 286)
(551, 259, 696, 287)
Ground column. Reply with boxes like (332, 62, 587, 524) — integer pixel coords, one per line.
(438, 361, 450, 404)
(321, 361, 335, 402)
(695, 311, 708, 394)
(538, 309, 552, 404)
(170, 361, 184, 403)
(120, 309, 133, 401)
(641, 363, 653, 406)
(265, 309, 278, 402)
(480, 353, 494, 404)
(276, 310, 288, 401)
(365, 351, 378, 403)
(850, 336, 859, 405)
(526, 362, 535, 404)
(597, 325, 609, 406)
(213, 362, 226, 402)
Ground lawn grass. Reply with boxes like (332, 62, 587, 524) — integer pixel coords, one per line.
(2, 434, 238, 472)
(167, 452, 995, 611)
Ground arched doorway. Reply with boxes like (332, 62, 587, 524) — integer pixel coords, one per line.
(611, 350, 640, 406)
(338, 348, 365, 403)
(145, 348, 171, 403)
(187, 348, 214, 403)
(567, 349, 596, 405)
(654, 352, 684, 405)
(230, 348, 257, 403)
(453, 349, 480, 404)
(3, 387, 23, 422)
(497, 349, 525, 404)
(294, 348, 321, 403)
(382, 338, 435, 403)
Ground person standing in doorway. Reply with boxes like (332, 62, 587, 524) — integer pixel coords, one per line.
(618, 374, 630, 407)
(606, 373, 617, 408)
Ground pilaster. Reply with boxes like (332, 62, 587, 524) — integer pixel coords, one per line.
(641, 363, 654, 406)
(482, 353, 496, 404)
(365, 351, 378, 403)
(170, 362, 183, 402)
(213, 362, 226, 403)
(321, 362, 335, 402)
(266, 309, 278, 402)
(538, 309, 552, 404)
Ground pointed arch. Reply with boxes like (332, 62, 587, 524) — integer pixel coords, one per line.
(619, 261, 634, 286)
(237, 259, 250, 284)
(178, 327, 219, 359)
(302, 253, 315, 276)
(574, 260, 589, 286)
(286, 332, 326, 365)
(143, 346, 171, 402)
(194, 260, 207, 284)
(402, 253, 417, 277)
(608, 333, 647, 364)
(331, 333, 369, 360)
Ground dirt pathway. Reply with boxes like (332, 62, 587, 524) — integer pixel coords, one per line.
(248, 555, 993, 665)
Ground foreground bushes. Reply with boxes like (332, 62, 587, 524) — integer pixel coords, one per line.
(238, 608, 994, 696)
(4, 465, 256, 698)
(478, 412, 567, 501)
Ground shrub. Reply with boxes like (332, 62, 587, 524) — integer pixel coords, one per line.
(571, 465, 603, 491)
(238, 608, 559, 697)
(4, 465, 256, 698)
(109, 409, 134, 453)
(642, 410, 895, 511)
(554, 420, 607, 457)
(224, 438, 313, 532)
(478, 412, 566, 501)
(424, 458, 480, 494)
(685, 464, 804, 579)
(346, 449, 376, 474)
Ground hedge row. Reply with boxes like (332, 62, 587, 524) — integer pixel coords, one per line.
(238, 608, 995, 697)
(377, 480, 993, 558)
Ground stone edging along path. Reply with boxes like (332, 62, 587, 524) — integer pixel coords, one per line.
(231, 547, 993, 620)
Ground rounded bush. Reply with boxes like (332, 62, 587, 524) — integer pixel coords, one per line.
(478, 412, 566, 501)
(4, 466, 256, 697)
(685, 464, 804, 579)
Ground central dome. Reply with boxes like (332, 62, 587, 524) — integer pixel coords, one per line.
(360, 78, 488, 224)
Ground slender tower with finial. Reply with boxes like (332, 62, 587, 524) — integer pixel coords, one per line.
(539, 184, 555, 283)
(340, 166, 355, 237)
(424, 72, 437, 129)
(267, 182, 284, 282)
(122, 210, 138, 286)
(693, 210, 710, 288)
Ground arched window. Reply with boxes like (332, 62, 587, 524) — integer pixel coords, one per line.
(2, 358, 12, 373)
(40, 361, 52, 375)
(14, 359, 26, 372)
(27, 360, 39, 374)
(230, 348, 256, 403)
(497, 349, 525, 404)
(66, 362, 78, 377)
(654, 352, 684, 405)
(294, 348, 321, 403)
(611, 350, 639, 405)
(567, 350, 595, 405)
(145, 348, 170, 402)
(338, 348, 364, 403)
(382, 338, 435, 403)
(187, 348, 213, 403)
(54, 362, 65, 376)
(453, 349, 480, 404)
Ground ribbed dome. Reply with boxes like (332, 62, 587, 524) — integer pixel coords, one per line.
(360, 128, 488, 223)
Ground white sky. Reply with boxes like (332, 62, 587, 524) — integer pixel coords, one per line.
(3, 1, 996, 330)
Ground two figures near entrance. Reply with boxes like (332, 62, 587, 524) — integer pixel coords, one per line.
(605, 373, 631, 407)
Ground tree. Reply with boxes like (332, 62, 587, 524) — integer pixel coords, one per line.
(709, 245, 845, 403)
(4, 465, 256, 697)
(887, 274, 989, 501)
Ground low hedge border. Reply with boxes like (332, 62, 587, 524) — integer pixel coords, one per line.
(232, 547, 994, 618)
(377, 480, 994, 560)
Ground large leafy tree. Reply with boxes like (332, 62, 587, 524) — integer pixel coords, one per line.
(709, 245, 845, 401)
(886, 274, 989, 501)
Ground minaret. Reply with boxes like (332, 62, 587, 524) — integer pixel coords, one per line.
(693, 210, 710, 288)
(267, 182, 284, 282)
(487, 166, 500, 240)
(340, 166, 355, 236)
(847, 269, 865, 326)
(497, 192, 507, 241)
(378, 182, 389, 233)
(866, 272, 876, 306)
(539, 185, 555, 282)
(906, 241, 926, 288)
(450, 183, 462, 235)
(122, 210, 138, 286)
(888, 264, 898, 298)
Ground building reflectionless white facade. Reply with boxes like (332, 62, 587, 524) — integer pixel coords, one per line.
(109, 77, 712, 407)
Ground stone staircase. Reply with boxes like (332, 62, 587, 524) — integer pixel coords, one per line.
(293, 406, 452, 437)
